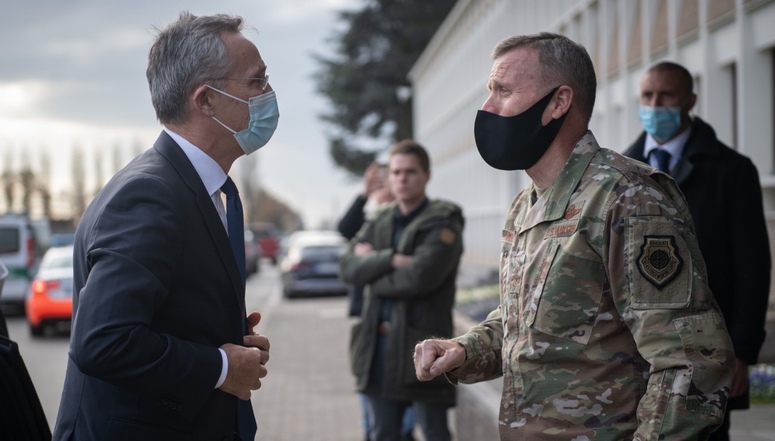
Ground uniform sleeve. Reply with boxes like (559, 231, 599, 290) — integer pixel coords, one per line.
(368, 219, 463, 299)
(605, 178, 735, 440)
(446, 306, 505, 384)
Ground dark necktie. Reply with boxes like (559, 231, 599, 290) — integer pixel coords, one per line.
(220, 177, 257, 441)
(221, 177, 246, 283)
(651, 149, 672, 174)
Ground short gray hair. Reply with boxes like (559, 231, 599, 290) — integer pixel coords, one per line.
(492, 32, 596, 122)
(146, 11, 244, 124)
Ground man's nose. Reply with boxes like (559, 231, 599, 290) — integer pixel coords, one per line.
(481, 94, 498, 114)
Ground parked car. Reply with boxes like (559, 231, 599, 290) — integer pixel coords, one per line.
(280, 231, 349, 298)
(249, 222, 281, 265)
(25, 245, 73, 337)
(49, 233, 75, 248)
(244, 229, 261, 276)
(0, 215, 49, 313)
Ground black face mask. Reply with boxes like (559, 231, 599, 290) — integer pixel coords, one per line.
(474, 87, 567, 171)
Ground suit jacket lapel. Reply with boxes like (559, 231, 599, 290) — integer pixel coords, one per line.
(152, 132, 246, 316)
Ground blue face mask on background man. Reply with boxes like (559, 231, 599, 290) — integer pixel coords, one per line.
(208, 86, 280, 155)
(638, 105, 682, 141)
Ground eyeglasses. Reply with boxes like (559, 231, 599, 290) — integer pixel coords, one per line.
(220, 75, 270, 91)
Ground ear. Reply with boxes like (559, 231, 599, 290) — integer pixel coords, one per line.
(191, 84, 215, 117)
(685, 92, 697, 113)
(550, 85, 573, 119)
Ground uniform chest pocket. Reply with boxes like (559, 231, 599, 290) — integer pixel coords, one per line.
(526, 244, 604, 345)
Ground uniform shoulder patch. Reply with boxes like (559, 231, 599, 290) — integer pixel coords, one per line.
(637, 235, 683, 289)
(439, 227, 456, 245)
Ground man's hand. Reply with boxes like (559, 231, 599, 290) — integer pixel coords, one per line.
(218, 343, 268, 400)
(245, 311, 262, 336)
(354, 242, 374, 256)
(244, 311, 270, 364)
(730, 357, 749, 398)
(391, 253, 413, 269)
(219, 311, 271, 400)
(414, 339, 466, 381)
(363, 163, 381, 197)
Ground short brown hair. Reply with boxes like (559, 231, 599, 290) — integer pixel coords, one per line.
(389, 139, 430, 172)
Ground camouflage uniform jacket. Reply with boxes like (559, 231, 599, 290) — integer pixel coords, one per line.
(448, 132, 734, 440)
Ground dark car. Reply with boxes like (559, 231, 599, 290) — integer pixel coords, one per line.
(280, 231, 349, 298)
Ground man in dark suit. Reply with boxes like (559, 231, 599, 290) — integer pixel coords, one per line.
(624, 61, 771, 441)
(53, 12, 278, 441)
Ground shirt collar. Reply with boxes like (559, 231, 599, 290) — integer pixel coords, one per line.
(163, 128, 227, 196)
(644, 124, 692, 160)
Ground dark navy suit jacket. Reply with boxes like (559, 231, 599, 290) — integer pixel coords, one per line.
(53, 132, 248, 440)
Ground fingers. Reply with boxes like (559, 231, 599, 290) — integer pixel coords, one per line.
(246, 312, 262, 335)
(354, 242, 374, 256)
(219, 343, 269, 400)
(243, 334, 270, 365)
(414, 339, 466, 381)
(414, 340, 440, 381)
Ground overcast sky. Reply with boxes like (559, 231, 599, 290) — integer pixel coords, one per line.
(0, 0, 366, 228)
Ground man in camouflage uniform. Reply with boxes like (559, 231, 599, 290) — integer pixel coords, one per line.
(414, 33, 734, 440)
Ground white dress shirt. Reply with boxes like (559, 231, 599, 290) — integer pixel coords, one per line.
(163, 128, 230, 389)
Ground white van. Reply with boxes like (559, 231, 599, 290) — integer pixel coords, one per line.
(0, 215, 49, 312)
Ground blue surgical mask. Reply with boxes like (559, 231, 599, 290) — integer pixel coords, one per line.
(208, 86, 280, 155)
(639, 105, 682, 141)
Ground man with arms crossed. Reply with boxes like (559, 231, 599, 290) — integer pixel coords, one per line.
(341, 140, 463, 441)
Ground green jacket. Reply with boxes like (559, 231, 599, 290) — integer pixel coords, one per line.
(340, 199, 464, 405)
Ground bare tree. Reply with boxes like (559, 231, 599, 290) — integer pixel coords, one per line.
(72, 144, 87, 222)
(2, 148, 15, 213)
(19, 147, 35, 215)
(39, 147, 52, 218)
(94, 148, 104, 197)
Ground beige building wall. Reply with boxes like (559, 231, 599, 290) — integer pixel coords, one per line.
(409, 0, 775, 292)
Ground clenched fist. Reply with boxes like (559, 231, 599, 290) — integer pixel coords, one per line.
(413, 339, 466, 381)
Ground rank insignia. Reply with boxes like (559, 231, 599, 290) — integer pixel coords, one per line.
(637, 235, 683, 289)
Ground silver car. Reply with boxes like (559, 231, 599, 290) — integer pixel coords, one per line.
(280, 231, 349, 298)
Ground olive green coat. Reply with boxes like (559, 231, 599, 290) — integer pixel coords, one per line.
(340, 199, 464, 406)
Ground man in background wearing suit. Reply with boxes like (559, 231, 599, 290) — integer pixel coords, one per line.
(624, 61, 771, 441)
(53, 12, 278, 441)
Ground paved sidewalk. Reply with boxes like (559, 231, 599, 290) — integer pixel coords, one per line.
(250, 294, 365, 441)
